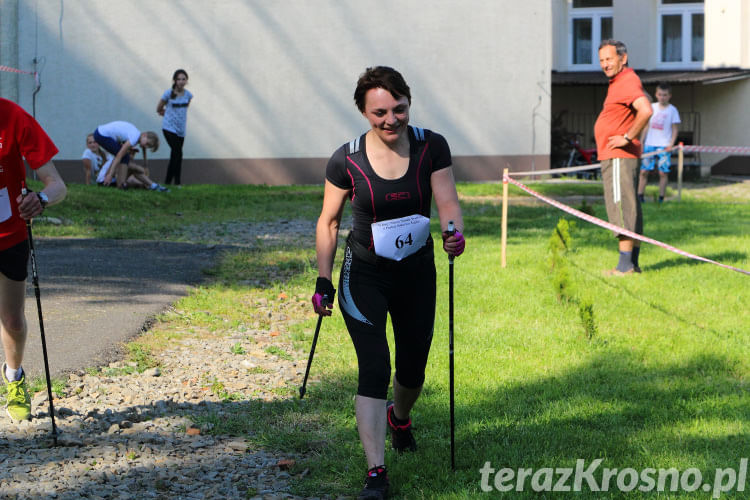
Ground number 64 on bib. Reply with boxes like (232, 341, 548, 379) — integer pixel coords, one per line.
(371, 214, 431, 261)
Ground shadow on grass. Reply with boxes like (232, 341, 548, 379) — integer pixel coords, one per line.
(205, 246, 317, 288)
(403, 350, 748, 498)
(207, 348, 748, 498)
(566, 258, 740, 338)
(4, 347, 746, 499)
(641, 251, 748, 273)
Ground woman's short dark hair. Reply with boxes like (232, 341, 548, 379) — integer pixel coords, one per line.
(353, 66, 411, 112)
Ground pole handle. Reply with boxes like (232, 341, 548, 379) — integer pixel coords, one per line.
(300, 293, 329, 399)
(447, 221, 455, 262)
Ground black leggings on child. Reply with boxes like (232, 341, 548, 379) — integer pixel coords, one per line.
(163, 129, 185, 185)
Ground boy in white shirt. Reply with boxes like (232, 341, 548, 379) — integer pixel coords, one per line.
(638, 83, 680, 203)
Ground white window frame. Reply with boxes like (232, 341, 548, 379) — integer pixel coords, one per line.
(657, 2, 704, 68)
(568, 5, 614, 70)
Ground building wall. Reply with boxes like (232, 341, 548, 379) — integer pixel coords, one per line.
(612, 0, 654, 68)
(552, 2, 568, 70)
(552, 0, 655, 71)
(705, 0, 750, 68)
(554, 0, 750, 71)
(700, 81, 749, 148)
(1, 0, 552, 184)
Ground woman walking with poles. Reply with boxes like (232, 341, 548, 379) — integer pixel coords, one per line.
(157, 69, 193, 186)
(0, 97, 66, 422)
(313, 66, 465, 499)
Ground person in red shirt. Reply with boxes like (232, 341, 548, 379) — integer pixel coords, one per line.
(594, 40, 652, 275)
(0, 98, 66, 421)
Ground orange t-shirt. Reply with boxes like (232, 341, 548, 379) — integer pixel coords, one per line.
(594, 67, 646, 161)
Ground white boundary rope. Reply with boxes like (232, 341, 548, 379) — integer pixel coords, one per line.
(502, 173, 750, 276)
(510, 143, 750, 179)
(510, 163, 603, 177)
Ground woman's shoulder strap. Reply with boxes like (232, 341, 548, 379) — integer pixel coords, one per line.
(346, 134, 364, 155)
(409, 125, 432, 142)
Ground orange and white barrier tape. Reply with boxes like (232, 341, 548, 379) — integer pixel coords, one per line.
(682, 145, 750, 155)
(0, 65, 39, 86)
(0, 65, 34, 75)
(503, 174, 750, 276)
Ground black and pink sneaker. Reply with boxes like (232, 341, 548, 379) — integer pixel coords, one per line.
(358, 465, 389, 500)
(387, 403, 417, 452)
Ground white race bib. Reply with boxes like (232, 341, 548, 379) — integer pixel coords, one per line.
(0, 187, 12, 223)
(371, 214, 431, 261)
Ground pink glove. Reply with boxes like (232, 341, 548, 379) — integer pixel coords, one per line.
(311, 277, 335, 316)
(441, 230, 465, 257)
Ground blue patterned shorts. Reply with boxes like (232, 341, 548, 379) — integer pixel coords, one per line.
(641, 145, 671, 173)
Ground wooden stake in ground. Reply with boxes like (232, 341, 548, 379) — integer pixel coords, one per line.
(501, 168, 509, 268)
(678, 142, 684, 201)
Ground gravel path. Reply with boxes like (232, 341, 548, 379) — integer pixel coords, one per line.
(1, 219, 347, 500)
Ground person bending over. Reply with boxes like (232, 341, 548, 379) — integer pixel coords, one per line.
(93, 121, 168, 192)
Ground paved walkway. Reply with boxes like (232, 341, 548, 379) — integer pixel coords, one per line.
(3, 238, 222, 379)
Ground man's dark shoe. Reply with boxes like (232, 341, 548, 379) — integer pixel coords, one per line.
(358, 465, 389, 500)
(603, 267, 634, 277)
(387, 403, 417, 452)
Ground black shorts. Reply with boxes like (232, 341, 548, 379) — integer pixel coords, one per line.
(0, 240, 30, 281)
(339, 235, 436, 399)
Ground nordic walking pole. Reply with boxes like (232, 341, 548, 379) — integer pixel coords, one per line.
(447, 220, 456, 470)
(22, 187, 58, 446)
(299, 295, 328, 399)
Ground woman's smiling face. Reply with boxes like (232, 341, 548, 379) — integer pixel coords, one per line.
(362, 87, 410, 145)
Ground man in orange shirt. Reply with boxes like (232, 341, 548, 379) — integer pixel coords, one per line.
(594, 40, 652, 275)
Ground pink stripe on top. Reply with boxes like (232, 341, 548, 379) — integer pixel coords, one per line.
(347, 156, 376, 223)
(415, 142, 429, 212)
(346, 169, 356, 201)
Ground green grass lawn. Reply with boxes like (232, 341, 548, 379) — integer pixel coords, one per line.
(28, 179, 750, 498)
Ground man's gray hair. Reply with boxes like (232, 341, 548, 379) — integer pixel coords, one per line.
(599, 39, 628, 57)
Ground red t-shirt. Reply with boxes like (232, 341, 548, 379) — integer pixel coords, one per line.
(594, 67, 646, 161)
(0, 98, 59, 250)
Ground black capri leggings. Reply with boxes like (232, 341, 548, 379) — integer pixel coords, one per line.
(0, 240, 30, 281)
(338, 237, 436, 399)
(163, 129, 185, 185)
